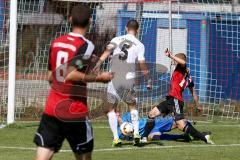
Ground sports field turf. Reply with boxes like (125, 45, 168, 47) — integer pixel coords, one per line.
(0, 122, 240, 160)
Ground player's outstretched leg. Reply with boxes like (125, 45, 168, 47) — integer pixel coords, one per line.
(141, 106, 161, 142)
(128, 102, 141, 146)
(179, 120, 214, 144)
(129, 107, 140, 146)
(141, 118, 155, 143)
(107, 110, 122, 147)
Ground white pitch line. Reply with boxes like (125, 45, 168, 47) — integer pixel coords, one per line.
(0, 146, 36, 151)
(93, 144, 240, 152)
(0, 144, 240, 153)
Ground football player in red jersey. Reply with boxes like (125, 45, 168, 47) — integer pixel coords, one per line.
(33, 5, 113, 160)
(141, 50, 214, 144)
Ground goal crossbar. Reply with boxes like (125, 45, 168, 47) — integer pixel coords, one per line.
(52, 0, 165, 3)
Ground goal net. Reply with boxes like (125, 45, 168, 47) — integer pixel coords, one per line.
(0, 0, 239, 124)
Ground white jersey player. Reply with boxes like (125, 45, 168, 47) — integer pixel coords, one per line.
(94, 20, 152, 146)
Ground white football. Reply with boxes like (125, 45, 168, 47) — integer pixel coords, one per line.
(120, 122, 134, 136)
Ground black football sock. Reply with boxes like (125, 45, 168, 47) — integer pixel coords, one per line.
(159, 134, 186, 141)
(142, 119, 155, 138)
(184, 123, 207, 143)
(152, 135, 161, 140)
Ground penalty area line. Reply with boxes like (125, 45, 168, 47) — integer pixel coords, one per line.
(0, 144, 240, 152)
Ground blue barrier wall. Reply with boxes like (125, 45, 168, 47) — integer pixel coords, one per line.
(209, 20, 240, 100)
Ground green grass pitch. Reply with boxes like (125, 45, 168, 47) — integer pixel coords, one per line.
(0, 122, 240, 160)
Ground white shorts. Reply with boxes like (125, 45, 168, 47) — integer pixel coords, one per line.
(107, 81, 136, 105)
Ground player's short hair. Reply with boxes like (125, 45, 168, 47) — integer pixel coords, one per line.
(126, 19, 139, 31)
(71, 5, 91, 28)
(175, 53, 186, 61)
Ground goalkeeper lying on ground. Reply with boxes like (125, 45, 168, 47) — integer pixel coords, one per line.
(117, 112, 209, 142)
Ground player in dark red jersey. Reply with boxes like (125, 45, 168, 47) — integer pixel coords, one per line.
(141, 50, 214, 144)
(33, 5, 113, 160)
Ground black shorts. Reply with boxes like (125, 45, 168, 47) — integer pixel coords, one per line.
(156, 96, 184, 121)
(33, 114, 93, 154)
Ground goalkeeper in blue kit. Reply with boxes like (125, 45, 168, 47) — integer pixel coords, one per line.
(118, 112, 200, 142)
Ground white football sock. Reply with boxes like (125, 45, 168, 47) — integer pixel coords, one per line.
(130, 109, 139, 135)
(107, 111, 119, 140)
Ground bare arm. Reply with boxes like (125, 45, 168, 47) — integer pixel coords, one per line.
(189, 87, 202, 111)
(165, 49, 186, 67)
(189, 87, 199, 105)
(65, 66, 113, 83)
(99, 47, 113, 62)
(169, 54, 186, 67)
(48, 71, 53, 84)
(94, 44, 115, 71)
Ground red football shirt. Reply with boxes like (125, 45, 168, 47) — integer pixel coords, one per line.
(168, 66, 192, 102)
(44, 32, 94, 119)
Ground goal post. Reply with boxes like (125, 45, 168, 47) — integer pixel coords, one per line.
(7, 0, 17, 125)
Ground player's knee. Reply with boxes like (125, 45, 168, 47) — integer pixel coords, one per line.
(107, 103, 116, 113)
(128, 102, 136, 110)
(35, 147, 54, 160)
(182, 121, 192, 132)
(148, 107, 159, 119)
(35, 156, 52, 160)
(176, 120, 187, 131)
(178, 124, 185, 131)
(108, 107, 115, 112)
(107, 110, 116, 117)
(75, 152, 92, 160)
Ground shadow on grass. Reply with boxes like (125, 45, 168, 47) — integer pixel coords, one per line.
(121, 141, 164, 147)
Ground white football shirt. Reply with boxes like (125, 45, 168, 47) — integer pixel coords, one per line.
(108, 34, 145, 80)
